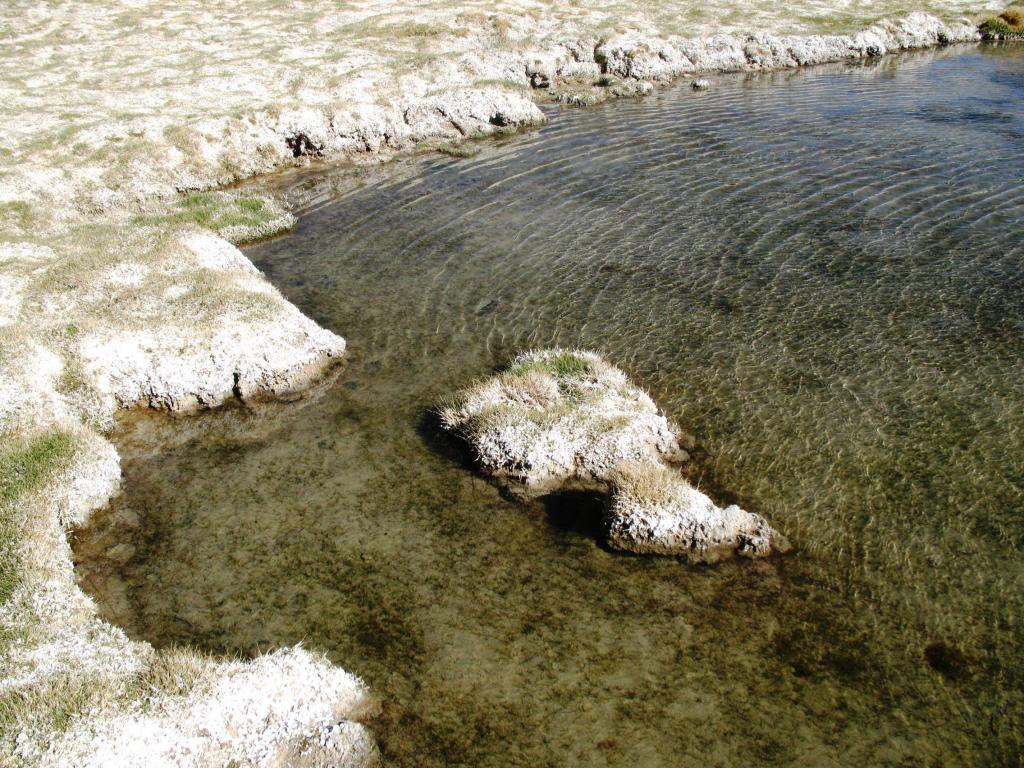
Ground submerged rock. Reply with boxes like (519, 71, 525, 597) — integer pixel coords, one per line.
(439, 349, 786, 562)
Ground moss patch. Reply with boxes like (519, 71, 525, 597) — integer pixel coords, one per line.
(416, 140, 481, 158)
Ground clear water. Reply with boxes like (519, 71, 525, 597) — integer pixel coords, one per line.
(75, 45, 1023, 767)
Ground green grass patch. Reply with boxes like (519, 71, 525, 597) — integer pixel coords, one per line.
(0, 673, 91, 739)
(980, 6, 1024, 36)
(134, 193, 281, 237)
(980, 17, 1014, 36)
(0, 201, 35, 231)
(507, 352, 593, 379)
(0, 431, 77, 605)
(0, 431, 77, 516)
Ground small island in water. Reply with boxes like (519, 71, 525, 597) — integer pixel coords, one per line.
(439, 349, 786, 561)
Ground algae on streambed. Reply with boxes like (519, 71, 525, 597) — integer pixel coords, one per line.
(74, 45, 1023, 767)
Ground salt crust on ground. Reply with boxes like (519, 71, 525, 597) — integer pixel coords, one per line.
(0, 2, 999, 765)
(439, 350, 786, 561)
(0, 5, 992, 222)
(0, 228, 360, 766)
(33, 648, 379, 768)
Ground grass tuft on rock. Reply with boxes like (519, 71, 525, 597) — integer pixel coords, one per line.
(506, 351, 593, 379)
(438, 350, 607, 442)
(610, 461, 686, 507)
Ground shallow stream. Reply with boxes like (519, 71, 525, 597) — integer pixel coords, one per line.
(75, 44, 1023, 767)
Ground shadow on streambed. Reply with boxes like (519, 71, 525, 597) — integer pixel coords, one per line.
(541, 490, 608, 541)
(415, 408, 613, 547)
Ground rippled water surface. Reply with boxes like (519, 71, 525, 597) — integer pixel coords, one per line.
(76, 45, 1023, 767)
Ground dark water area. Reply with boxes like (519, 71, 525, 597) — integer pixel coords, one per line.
(76, 45, 1023, 766)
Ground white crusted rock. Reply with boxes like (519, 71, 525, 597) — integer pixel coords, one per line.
(440, 349, 687, 499)
(440, 349, 785, 561)
(401, 87, 545, 142)
(608, 463, 785, 562)
(596, 37, 694, 81)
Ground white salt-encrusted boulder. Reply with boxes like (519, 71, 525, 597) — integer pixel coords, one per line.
(439, 349, 786, 562)
(608, 463, 780, 562)
(440, 349, 687, 498)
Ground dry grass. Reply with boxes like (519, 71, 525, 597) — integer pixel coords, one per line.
(980, 5, 1024, 34)
(124, 646, 218, 702)
(0, 645, 221, 747)
(133, 193, 293, 243)
(1003, 5, 1024, 24)
(610, 461, 684, 507)
(462, 403, 537, 445)
(0, 431, 77, 607)
(501, 370, 560, 407)
(0, 673, 101, 737)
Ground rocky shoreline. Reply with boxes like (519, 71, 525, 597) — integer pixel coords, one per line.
(0, 5, 1012, 766)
